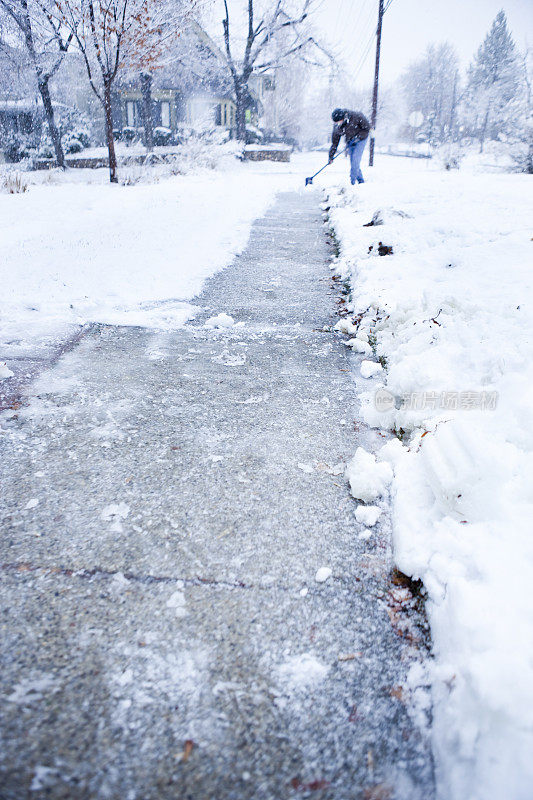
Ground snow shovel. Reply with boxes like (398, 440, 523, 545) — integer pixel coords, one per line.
(305, 146, 348, 186)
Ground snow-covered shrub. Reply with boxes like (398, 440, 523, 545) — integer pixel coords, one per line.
(120, 167, 142, 186)
(1, 171, 28, 193)
(435, 144, 464, 170)
(37, 138, 54, 159)
(58, 107, 92, 153)
(40, 169, 62, 185)
(120, 165, 160, 186)
(512, 143, 533, 173)
(65, 138, 83, 154)
(153, 126, 172, 146)
(122, 127, 137, 145)
(245, 124, 263, 144)
(167, 137, 243, 175)
(3, 135, 34, 163)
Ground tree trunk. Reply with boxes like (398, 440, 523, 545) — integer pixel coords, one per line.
(448, 70, 458, 142)
(17, 1, 65, 168)
(103, 81, 118, 183)
(140, 72, 154, 151)
(235, 87, 247, 142)
(38, 77, 65, 169)
(479, 104, 491, 154)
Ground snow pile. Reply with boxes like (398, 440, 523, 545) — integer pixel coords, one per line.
(0, 361, 14, 379)
(327, 157, 533, 800)
(355, 505, 382, 527)
(345, 447, 393, 503)
(346, 337, 372, 355)
(166, 590, 188, 618)
(315, 567, 332, 583)
(360, 360, 383, 379)
(204, 313, 235, 329)
(275, 654, 329, 693)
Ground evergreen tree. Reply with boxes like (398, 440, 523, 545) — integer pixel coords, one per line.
(464, 10, 520, 151)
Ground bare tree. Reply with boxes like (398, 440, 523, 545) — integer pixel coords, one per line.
(400, 42, 460, 146)
(220, 0, 328, 141)
(0, 0, 73, 167)
(132, 2, 198, 152)
(139, 69, 154, 150)
(52, 0, 178, 182)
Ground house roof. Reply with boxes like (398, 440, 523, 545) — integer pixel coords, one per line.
(0, 97, 68, 113)
(188, 21, 228, 69)
(0, 98, 41, 112)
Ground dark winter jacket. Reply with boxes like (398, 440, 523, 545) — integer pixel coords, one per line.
(329, 110, 371, 160)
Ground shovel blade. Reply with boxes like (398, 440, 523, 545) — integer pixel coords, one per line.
(305, 177, 313, 186)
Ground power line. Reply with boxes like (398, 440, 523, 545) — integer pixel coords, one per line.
(350, 0, 374, 39)
(351, 27, 377, 82)
(348, 8, 378, 76)
(332, 0, 374, 58)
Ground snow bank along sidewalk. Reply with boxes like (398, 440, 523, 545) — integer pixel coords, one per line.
(326, 161, 533, 800)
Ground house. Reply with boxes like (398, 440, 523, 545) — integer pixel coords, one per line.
(116, 86, 237, 135)
(114, 22, 274, 140)
(0, 98, 44, 146)
(115, 78, 275, 140)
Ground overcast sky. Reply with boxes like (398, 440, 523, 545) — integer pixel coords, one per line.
(314, 0, 533, 88)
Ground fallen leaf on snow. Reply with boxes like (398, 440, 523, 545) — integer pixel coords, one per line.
(338, 652, 363, 662)
(181, 739, 195, 762)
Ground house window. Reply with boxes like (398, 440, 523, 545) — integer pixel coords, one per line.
(126, 100, 136, 127)
(223, 104, 227, 126)
(161, 101, 171, 128)
(215, 104, 222, 126)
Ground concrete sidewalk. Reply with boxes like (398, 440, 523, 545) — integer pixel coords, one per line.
(0, 191, 434, 799)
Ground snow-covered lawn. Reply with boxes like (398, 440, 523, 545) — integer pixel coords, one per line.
(326, 156, 533, 800)
(0, 160, 296, 348)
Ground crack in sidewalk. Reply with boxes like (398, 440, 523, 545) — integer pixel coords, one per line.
(0, 560, 376, 597)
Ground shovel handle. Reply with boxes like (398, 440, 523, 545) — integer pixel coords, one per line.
(306, 146, 348, 184)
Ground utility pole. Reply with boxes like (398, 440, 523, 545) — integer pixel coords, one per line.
(369, 0, 384, 167)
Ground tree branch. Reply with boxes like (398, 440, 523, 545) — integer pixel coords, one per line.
(222, 0, 237, 82)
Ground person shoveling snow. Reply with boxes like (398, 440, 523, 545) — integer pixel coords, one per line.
(329, 108, 371, 186)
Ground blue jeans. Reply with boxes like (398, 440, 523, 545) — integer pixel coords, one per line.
(347, 137, 367, 185)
